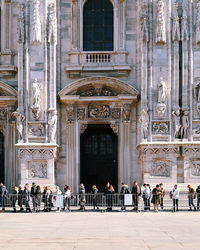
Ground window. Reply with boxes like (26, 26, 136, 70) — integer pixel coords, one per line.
(83, 0, 113, 51)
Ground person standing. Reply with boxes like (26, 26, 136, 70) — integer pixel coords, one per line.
(24, 183, 31, 212)
(170, 184, 180, 212)
(151, 184, 161, 212)
(64, 185, 71, 212)
(196, 185, 200, 210)
(142, 184, 151, 211)
(35, 185, 42, 212)
(120, 182, 130, 211)
(159, 183, 165, 211)
(0, 183, 8, 212)
(11, 186, 18, 212)
(131, 181, 141, 211)
(43, 186, 53, 212)
(104, 183, 115, 211)
(91, 185, 99, 210)
(79, 184, 86, 211)
(187, 185, 196, 211)
(31, 182, 37, 212)
(18, 186, 24, 212)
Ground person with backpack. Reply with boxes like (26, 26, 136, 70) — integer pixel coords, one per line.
(170, 184, 180, 212)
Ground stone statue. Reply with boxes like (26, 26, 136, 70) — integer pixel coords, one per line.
(158, 77, 167, 104)
(193, 79, 200, 116)
(139, 109, 149, 140)
(196, 2, 200, 45)
(32, 0, 42, 44)
(141, 3, 149, 42)
(18, 3, 25, 44)
(123, 104, 131, 122)
(181, 4, 189, 41)
(48, 109, 57, 143)
(180, 110, 189, 139)
(47, 3, 57, 45)
(172, 3, 180, 41)
(172, 109, 181, 138)
(31, 78, 41, 120)
(12, 111, 25, 143)
(156, 0, 166, 44)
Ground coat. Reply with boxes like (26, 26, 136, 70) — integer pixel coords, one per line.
(18, 190, 24, 207)
(35, 190, 42, 206)
(151, 188, 161, 204)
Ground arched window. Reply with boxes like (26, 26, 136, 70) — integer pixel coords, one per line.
(83, 0, 113, 51)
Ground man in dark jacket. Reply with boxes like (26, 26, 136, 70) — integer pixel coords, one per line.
(131, 181, 141, 211)
(31, 182, 37, 212)
(120, 182, 130, 211)
(196, 185, 200, 210)
(0, 183, 8, 212)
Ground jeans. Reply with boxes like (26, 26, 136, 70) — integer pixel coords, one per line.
(173, 199, 178, 211)
(188, 197, 196, 210)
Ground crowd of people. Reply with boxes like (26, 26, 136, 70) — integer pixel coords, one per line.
(0, 182, 200, 213)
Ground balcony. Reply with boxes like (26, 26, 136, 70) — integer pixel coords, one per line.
(64, 51, 131, 77)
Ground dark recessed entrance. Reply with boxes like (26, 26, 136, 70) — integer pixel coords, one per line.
(80, 124, 118, 192)
(0, 132, 4, 184)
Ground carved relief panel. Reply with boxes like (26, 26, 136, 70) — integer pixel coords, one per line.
(27, 161, 48, 179)
(150, 160, 171, 177)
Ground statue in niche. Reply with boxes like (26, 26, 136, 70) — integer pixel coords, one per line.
(32, 0, 42, 44)
(139, 109, 149, 140)
(31, 78, 41, 120)
(180, 110, 189, 139)
(172, 3, 180, 41)
(155, 0, 166, 44)
(158, 77, 167, 104)
(172, 109, 181, 139)
(181, 4, 189, 41)
(48, 108, 57, 143)
(12, 111, 25, 143)
(193, 79, 200, 116)
(47, 3, 57, 45)
(196, 1, 200, 45)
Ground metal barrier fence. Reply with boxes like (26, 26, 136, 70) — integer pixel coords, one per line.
(0, 193, 199, 212)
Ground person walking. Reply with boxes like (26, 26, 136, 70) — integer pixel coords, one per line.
(91, 185, 99, 210)
(104, 183, 115, 211)
(170, 184, 180, 212)
(187, 185, 196, 211)
(18, 186, 24, 212)
(11, 186, 18, 212)
(151, 184, 161, 212)
(23, 183, 31, 212)
(120, 182, 130, 211)
(131, 181, 141, 211)
(159, 183, 165, 211)
(35, 185, 42, 212)
(79, 184, 86, 211)
(0, 183, 8, 212)
(196, 185, 200, 210)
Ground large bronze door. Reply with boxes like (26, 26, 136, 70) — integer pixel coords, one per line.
(80, 124, 118, 192)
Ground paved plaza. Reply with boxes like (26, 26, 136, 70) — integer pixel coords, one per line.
(0, 212, 200, 250)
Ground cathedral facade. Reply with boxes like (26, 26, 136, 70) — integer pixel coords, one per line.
(0, 0, 200, 192)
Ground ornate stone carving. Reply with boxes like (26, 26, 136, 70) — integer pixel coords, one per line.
(123, 104, 131, 122)
(66, 105, 75, 123)
(181, 4, 189, 41)
(28, 161, 48, 178)
(172, 3, 180, 41)
(12, 111, 25, 143)
(48, 108, 57, 143)
(193, 126, 200, 136)
(28, 124, 45, 136)
(172, 109, 181, 139)
(110, 122, 119, 135)
(156, 103, 166, 118)
(19, 148, 55, 160)
(88, 105, 110, 119)
(196, 1, 200, 45)
(193, 78, 200, 116)
(111, 108, 121, 120)
(31, 78, 41, 120)
(80, 124, 87, 134)
(190, 160, 200, 176)
(47, 3, 57, 45)
(77, 88, 117, 97)
(152, 122, 169, 134)
(155, 0, 166, 45)
(141, 2, 149, 42)
(139, 109, 149, 140)
(31, 0, 42, 44)
(0, 109, 7, 120)
(18, 3, 25, 44)
(0, 123, 6, 135)
(151, 161, 170, 177)
(77, 108, 86, 120)
(180, 110, 189, 139)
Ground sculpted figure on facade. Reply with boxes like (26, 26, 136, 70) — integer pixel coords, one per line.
(172, 3, 180, 41)
(123, 104, 131, 122)
(48, 108, 57, 143)
(196, 1, 200, 45)
(141, 2, 149, 42)
(31, 78, 41, 120)
(180, 110, 189, 139)
(151, 162, 170, 177)
(28, 162, 48, 179)
(18, 3, 25, 44)
(139, 109, 149, 140)
(47, 3, 57, 45)
(66, 105, 75, 123)
(181, 4, 189, 41)
(155, 0, 166, 44)
(191, 161, 200, 176)
(88, 105, 110, 119)
(31, 0, 42, 44)
(156, 77, 167, 117)
(193, 78, 200, 116)
(12, 111, 25, 143)
(172, 109, 181, 139)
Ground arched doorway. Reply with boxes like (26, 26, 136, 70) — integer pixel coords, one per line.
(0, 132, 4, 183)
(80, 124, 118, 192)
